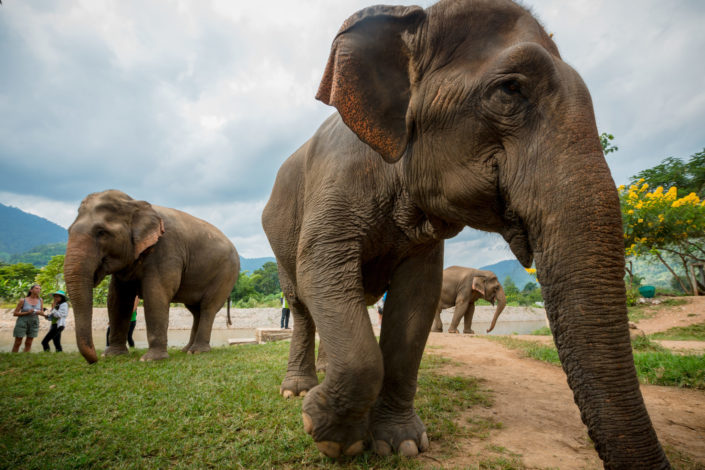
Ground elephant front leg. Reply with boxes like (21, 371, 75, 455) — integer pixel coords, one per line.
(296, 260, 383, 458)
(370, 244, 443, 457)
(448, 296, 471, 334)
(104, 279, 137, 357)
(280, 294, 318, 397)
(140, 289, 170, 361)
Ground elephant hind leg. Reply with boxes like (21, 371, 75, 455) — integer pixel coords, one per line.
(184, 301, 221, 354)
(182, 304, 201, 353)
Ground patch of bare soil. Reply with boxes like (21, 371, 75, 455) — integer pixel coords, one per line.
(421, 297, 705, 469)
(637, 296, 705, 335)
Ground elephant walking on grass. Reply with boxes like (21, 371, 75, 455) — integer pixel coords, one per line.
(64, 190, 239, 363)
(262, 0, 668, 467)
(431, 267, 506, 334)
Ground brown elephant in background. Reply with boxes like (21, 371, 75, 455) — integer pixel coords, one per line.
(261, 0, 668, 467)
(64, 190, 239, 364)
(431, 266, 506, 334)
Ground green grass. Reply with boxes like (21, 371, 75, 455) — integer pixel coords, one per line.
(0, 343, 493, 469)
(529, 326, 551, 336)
(489, 337, 705, 390)
(650, 321, 705, 341)
(627, 298, 688, 323)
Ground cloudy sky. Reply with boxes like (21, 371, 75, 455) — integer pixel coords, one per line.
(1, 0, 703, 267)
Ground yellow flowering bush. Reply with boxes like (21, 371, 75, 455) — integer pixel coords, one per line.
(620, 181, 705, 292)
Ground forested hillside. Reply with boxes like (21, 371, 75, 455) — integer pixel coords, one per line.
(0, 203, 67, 259)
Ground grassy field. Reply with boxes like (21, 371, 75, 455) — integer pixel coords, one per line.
(650, 321, 705, 341)
(0, 343, 499, 469)
(491, 336, 705, 390)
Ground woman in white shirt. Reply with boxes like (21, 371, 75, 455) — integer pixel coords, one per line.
(41, 290, 69, 352)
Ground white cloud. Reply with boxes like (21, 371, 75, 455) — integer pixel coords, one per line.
(1, 0, 703, 266)
(0, 191, 78, 229)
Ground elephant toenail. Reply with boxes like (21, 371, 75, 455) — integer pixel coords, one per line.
(282, 389, 294, 399)
(316, 441, 341, 458)
(419, 432, 429, 452)
(344, 440, 364, 456)
(399, 439, 419, 457)
(374, 440, 392, 456)
(302, 412, 313, 434)
(298, 390, 307, 397)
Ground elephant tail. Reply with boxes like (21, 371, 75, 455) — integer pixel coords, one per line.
(227, 298, 232, 327)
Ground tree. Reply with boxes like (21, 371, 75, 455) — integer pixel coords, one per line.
(0, 262, 40, 302)
(522, 282, 538, 293)
(630, 149, 705, 199)
(230, 271, 259, 303)
(619, 181, 705, 294)
(0, 262, 39, 282)
(252, 261, 280, 295)
(600, 132, 618, 155)
(34, 255, 65, 299)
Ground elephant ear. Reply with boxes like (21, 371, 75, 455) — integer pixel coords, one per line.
(131, 201, 165, 260)
(316, 5, 426, 163)
(471, 276, 486, 297)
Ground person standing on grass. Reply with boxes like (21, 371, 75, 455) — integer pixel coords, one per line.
(280, 291, 290, 329)
(127, 296, 139, 347)
(12, 284, 43, 352)
(41, 290, 69, 352)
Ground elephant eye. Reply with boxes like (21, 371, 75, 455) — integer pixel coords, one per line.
(501, 79, 521, 95)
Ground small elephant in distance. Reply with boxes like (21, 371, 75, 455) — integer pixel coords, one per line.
(64, 189, 240, 363)
(431, 267, 507, 334)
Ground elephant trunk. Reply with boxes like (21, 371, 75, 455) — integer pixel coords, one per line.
(534, 151, 668, 467)
(486, 286, 506, 333)
(64, 233, 100, 364)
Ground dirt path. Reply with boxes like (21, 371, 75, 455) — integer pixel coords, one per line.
(637, 296, 705, 335)
(421, 297, 705, 469)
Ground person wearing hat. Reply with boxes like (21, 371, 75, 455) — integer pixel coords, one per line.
(40, 290, 69, 352)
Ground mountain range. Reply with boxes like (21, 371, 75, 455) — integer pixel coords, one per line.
(0, 203, 68, 259)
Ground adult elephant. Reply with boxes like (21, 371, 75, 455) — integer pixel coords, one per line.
(261, 0, 668, 467)
(431, 267, 506, 334)
(64, 190, 239, 364)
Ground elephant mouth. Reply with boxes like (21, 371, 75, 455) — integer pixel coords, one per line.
(500, 210, 533, 268)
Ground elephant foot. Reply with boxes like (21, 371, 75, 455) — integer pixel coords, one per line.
(185, 343, 211, 355)
(430, 326, 443, 333)
(370, 399, 428, 457)
(301, 385, 367, 458)
(315, 358, 328, 374)
(140, 349, 169, 361)
(463, 329, 475, 335)
(280, 373, 319, 399)
(448, 328, 459, 334)
(103, 345, 129, 357)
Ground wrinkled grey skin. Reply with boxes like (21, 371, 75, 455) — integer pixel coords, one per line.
(431, 266, 506, 334)
(64, 190, 239, 364)
(261, 0, 669, 467)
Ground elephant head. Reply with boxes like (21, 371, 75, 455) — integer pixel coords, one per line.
(64, 190, 164, 363)
(316, 0, 666, 466)
(472, 273, 506, 333)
